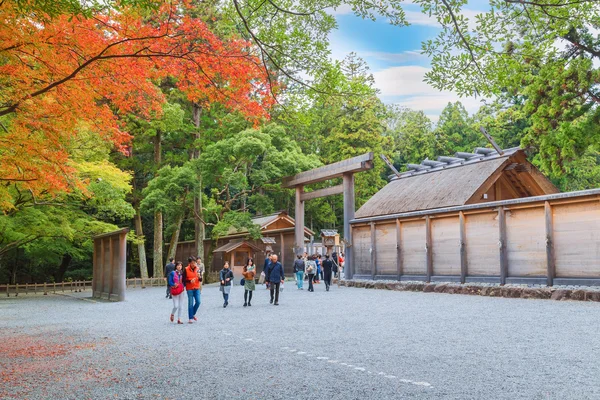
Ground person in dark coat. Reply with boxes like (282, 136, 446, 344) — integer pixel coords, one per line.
(266, 254, 285, 305)
(263, 252, 272, 290)
(220, 262, 234, 308)
(164, 257, 176, 299)
(293, 255, 305, 290)
(322, 254, 334, 292)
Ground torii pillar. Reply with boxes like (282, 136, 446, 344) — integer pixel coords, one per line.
(283, 153, 374, 280)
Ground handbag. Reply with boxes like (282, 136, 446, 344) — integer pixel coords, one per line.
(170, 273, 184, 296)
(258, 271, 265, 284)
(171, 283, 183, 296)
(240, 278, 245, 286)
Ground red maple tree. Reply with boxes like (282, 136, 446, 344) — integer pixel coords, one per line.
(0, 0, 274, 206)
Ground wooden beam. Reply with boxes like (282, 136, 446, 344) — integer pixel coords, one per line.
(497, 174, 522, 199)
(512, 152, 559, 194)
(300, 184, 344, 202)
(295, 186, 304, 256)
(282, 153, 374, 188)
(370, 222, 376, 280)
(545, 201, 555, 286)
(459, 211, 467, 284)
(498, 207, 508, 285)
(343, 173, 355, 279)
(425, 216, 432, 282)
(465, 158, 512, 204)
(396, 219, 402, 281)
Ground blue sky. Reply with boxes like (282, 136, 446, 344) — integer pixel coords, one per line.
(328, 1, 490, 121)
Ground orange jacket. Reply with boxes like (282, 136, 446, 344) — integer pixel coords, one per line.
(184, 264, 201, 291)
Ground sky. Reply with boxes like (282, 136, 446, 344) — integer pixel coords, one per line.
(327, 1, 490, 122)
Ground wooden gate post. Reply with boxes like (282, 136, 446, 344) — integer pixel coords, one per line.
(295, 186, 305, 256)
(343, 173, 356, 279)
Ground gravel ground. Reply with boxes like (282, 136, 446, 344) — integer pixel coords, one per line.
(1, 281, 600, 400)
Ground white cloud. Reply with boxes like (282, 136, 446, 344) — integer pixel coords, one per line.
(373, 65, 434, 96)
(373, 65, 487, 117)
(327, 4, 354, 16)
(404, 8, 483, 30)
(356, 50, 426, 64)
(403, 10, 438, 27)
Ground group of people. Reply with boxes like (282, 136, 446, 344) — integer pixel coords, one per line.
(164, 256, 204, 324)
(163, 251, 343, 324)
(293, 251, 344, 292)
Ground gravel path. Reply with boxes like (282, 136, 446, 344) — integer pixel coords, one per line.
(1, 281, 600, 399)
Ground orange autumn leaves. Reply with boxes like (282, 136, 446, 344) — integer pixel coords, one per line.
(0, 1, 274, 207)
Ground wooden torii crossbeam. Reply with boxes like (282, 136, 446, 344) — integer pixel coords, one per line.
(282, 152, 374, 279)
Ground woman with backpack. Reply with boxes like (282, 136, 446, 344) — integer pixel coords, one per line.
(220, 262, 234, 308)
(168, 261, 185, 324)
(242, 259, 256, 307)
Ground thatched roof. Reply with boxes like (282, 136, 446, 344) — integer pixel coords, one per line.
(355, 147, 558, 219)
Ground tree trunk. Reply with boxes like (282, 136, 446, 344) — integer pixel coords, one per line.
(167, 212, 185, 261)
(55, 254, 72, 282)
(153, 130, 163, 278)
(134, 207, 149, 282)
(192, 104, 205, 260)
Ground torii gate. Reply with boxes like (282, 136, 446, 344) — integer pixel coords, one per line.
(282, 152, 374, 279)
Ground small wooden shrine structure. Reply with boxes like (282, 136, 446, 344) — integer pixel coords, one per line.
(172, 212, 314, 273)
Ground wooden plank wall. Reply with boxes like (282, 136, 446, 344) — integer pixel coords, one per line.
(375, 223, 396, 275)
(401, 221, 426, 275)
(351, 194, 600, 283)
(465, 212, 499, 276)
(553, 201, 600, 278)
(431, 216, 461, 276)
(353, 226, 372, 276)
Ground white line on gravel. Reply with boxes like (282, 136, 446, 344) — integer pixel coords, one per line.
(316, 356, 328, 360)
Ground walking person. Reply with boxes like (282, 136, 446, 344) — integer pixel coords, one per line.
(183, 257, 202, 324)
(168, 261, 185, 324)
(263, 252, 272, 290)
(315, 255, 322, 284)
(242, 259, 256, 307)
(322, 254, 334, 291)
(220, 262, 233, 308)
(294, 255, 305, 290)
(266, 254, 284, 305)
(197, 256, 205, 281)
(164, 257, 175, 299)
(306, 256, 316, 292)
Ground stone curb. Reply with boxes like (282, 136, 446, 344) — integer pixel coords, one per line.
(337, 280, 600, 302)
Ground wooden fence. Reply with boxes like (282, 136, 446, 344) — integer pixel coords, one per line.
(350, 189, 600, 286)
(1, 277, 169, 297)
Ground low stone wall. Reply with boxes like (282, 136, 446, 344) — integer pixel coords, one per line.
(337, 279, 600, 302)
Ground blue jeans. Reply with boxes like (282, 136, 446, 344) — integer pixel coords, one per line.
(187, 289, 201, 320)
(296, 271, 304, 289)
